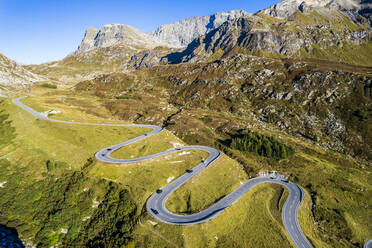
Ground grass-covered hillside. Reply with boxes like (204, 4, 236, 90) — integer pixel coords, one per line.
(0, 92, 306, 247)
(74, 56, 372, 247)
(76, 56, 372, 162)
(1, 2, 371, 248)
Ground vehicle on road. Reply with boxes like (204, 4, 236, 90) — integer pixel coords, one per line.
(151, 208, 159, 215)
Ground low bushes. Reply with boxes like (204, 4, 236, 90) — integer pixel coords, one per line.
(41, 83, 57, 89)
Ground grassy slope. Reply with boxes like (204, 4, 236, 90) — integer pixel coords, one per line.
(5, 97, 149, 168)
(166, 153, 248, 214)
(1, 91, 318, 247)
(0, 96, 143, 246)
(110, 131, 182, 159)
(135, 184, 296, 248)
(75, 60, 372, 247)
(4, 89, 371, 247)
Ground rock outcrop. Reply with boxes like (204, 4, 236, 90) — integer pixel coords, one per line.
(77, 24, 158, 53)
(146, 9, 250, 48)
(127, 47, 180, 70)
(0, 53, 44, 95)
(163, 6, 372, 66)
(76, 10, 250, 53)
(259, 0, 371, 24)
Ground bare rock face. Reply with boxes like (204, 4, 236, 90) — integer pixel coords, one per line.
(162, 3, 372, 65)
(0, 53, 44, 96)
(127, 47, 180, 70)
(78, 28, 99, 52)
(146, 9, 250, 48)
(259, 0, 371, 24)
(77, 24, 158, 53)
(76, 10, 251, 54)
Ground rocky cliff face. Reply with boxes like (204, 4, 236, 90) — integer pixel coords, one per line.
(44, 9, 251, 81)
(32, 1, 372, 82)
(146, 9, 250, 48)
(0, 53, 44, 95)
(76, 10, 250, 53)
(259, 0, 371, 24)
(163, 7, 372, 66)
(77, 24, 158, 53)
(127, 47, 179, 70)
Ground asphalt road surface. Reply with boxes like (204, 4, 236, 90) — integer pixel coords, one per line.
(365, 239, 372, 248)
(13, 96, 316, 248)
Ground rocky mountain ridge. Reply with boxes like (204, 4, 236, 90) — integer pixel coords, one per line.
(259, 0, 371, 23)
(159, 6, 372, 66)
(76, 9, 250, 53)
(75, 1, 371, 55)
(0, 53, 44, 96)
(146, 9, 250, 48)
(77, 24, 158, 53)
(27, 0, 372, 83)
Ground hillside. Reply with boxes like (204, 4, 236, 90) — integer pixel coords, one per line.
(27, 3, 372, 82)
(71, 56, 372, 247)
(163, 8, 372, 66)
(1, 0, 372, 247)
(146, 9, 250, 47)
(26, 24, 162, 83)
(259, 0, 372, 23)
(0, 53, 44, 96)
(27, 10, 251, 82)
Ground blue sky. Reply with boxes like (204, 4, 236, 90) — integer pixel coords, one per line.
(0, 0, 279, 64)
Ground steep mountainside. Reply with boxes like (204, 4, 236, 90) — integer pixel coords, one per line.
(3, 1, 372, 247)
(76, 56, 372, 162)
(146, 9, 250, 47)
(75, 56, 372, 247)
(163, 7, 372, 66)
(76, 24, 158, 53)
(28, 3, 371, 81)
(259, 0, 372, 24)
(75, 10, 250, 53)
(26, 24, 165, 83)
(27, 10, 250, 81)
(0, 53, 44, 96)
(27, 44, 158, 83)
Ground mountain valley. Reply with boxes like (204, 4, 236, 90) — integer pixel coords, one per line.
(0, 0, 371, 247)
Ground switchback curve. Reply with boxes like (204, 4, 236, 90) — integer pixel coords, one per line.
(14, 96, 313, 248)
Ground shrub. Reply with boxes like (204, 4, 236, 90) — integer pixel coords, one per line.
(41, 83, 57, 89)
(115, 93, 132, 99)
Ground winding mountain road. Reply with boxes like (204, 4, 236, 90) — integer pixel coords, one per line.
(14, 96, 313, 248)
(365, 239, 372, 248)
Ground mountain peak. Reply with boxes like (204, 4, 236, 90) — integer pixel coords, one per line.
(77, 24, 157, 53)
(146, 9, 251, 47)
(258, 0, 364, 18)
(78, 28, 99, 52)
(0, 53, 44, 96)
(76, 9, 251, 53)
